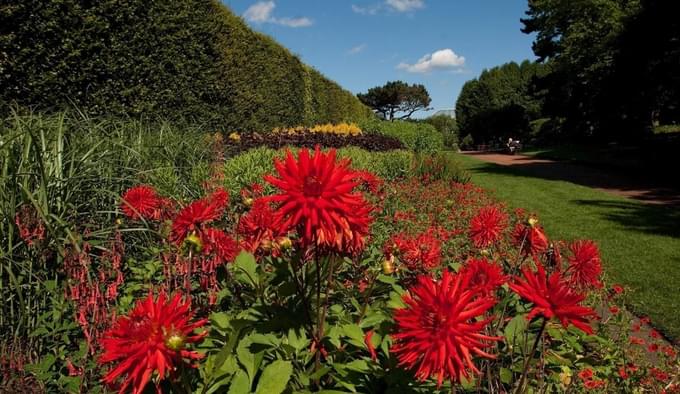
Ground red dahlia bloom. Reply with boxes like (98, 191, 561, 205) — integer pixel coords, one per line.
(170, 188, 229, 245)
(509, 263, 596, 334)
(566, 240, 603, 290)
(391, 231, 442, 271)
(237, 198, 287, 253)
(512, 223, 549, 255)
(121, 185, 162, 220)
(200, 228, 239, 263)
(99, 292, 207, 394)
(469, 206, 508, 248)
(460, 258, 508, 296)
(264, 147, 372, 253)
(392, 270, 500, 386)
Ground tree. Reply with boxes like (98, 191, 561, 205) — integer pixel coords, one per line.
(358, 81, 431, 120)
(455, 61, 547, 143)
(520, 0, 642, 139)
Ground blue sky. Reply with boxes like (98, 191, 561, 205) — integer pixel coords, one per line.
(224, 0, 536, 117)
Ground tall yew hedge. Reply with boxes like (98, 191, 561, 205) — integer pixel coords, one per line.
(0, 0, 371, 130)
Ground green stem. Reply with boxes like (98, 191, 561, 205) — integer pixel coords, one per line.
(514, 318, 547, 394)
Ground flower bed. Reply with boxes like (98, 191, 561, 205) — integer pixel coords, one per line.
(5, 146, 679, 393)
(225, 125, 404, 157)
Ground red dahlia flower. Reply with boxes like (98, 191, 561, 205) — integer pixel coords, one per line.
(264, 147, 372, 253)
(121, 185, 162, 220)
(512, 223, 549, 256)
(469, 206, 508, 248)
(200, 228, 239, 264)
(99, 292, 207, 394)
(392, 270, 500, 386)
(237, 198, 287, 253)
(391, 231, 442, 271)
(509, 263, 596, 334)
(170, 188, 229, 245)
(566, 240, 603, 290)
(460, 258, 508, 296)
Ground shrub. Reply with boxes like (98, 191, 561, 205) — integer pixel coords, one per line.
(0, 1, 371, 129)
(423, 115, 459, 149)
(460, 133, 475, 150)
(360, 118, 444, 152)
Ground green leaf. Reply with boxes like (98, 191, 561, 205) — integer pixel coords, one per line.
(254, 360, 292, 394)
(211, 312, 231, 330)
(228, 369, 251, 394)
(500, 367, 513, 384)
(237, 336, 263, 386)
(387, 291, 406, 309)
(234, 251, 259, 287)
(341, 324, 365, 348)
(287, 328, 309, 352)
(504, 314, 528, 344)
(344, 359, 369, 372)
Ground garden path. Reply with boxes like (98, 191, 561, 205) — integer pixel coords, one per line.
(461, 152, 680, 206)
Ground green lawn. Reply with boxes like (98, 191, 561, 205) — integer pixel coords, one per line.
(455, 153, 680, 341)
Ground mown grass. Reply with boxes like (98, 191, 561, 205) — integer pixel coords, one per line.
(455, 153, 680, 341)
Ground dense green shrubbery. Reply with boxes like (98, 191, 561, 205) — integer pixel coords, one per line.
(0, 1, 371, 130)
(360, 118, 444, 152)
(422, 115, 459, 149)
(221, 146, 414, 197)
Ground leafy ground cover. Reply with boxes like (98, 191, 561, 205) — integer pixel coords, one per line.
(456, 153, 680, 341)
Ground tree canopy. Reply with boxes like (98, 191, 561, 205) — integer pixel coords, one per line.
(358, 81, 431, 120)
(520, 0, 679, 140)
(455, 61, 547, 143)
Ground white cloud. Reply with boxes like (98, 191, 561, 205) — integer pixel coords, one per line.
(397, 49, 465, 73)
(348, 44, 368, 55)
(276, 17, 313, 27)
(385, 0, 424, 12)
(352, 0, 423, 15)
(244, 1, 275, 23)
(243, 1, 313, 27)
(351, 4, 380, 15)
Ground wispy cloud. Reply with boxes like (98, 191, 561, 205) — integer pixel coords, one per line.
(385, 0, 424, 12)
(351, 4, 380, 15)
(347, 44, 368, 55)
(397, 49, 466, 73)
(244, 1, 313, 28)
(352, 0, 425, 15)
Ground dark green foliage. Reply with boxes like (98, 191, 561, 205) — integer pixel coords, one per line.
(224, 130, 404, 157)
(521, 0, 680, 140)
(357, 81, 431, 120)
(360, 118, 443, 152)
(423, 115, 459, 149)
(0, 1, 371, 129)
(455, 60, 547, 144)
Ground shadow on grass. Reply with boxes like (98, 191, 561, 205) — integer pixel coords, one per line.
(571, 199, 680, 239)
(464, 154, 680, 205)
(465, 159, 680, 238)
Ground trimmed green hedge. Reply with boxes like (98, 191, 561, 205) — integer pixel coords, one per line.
(0, 0, 371, 130)
(221, 146, 413, 197)
(359, 118, 444, 153)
